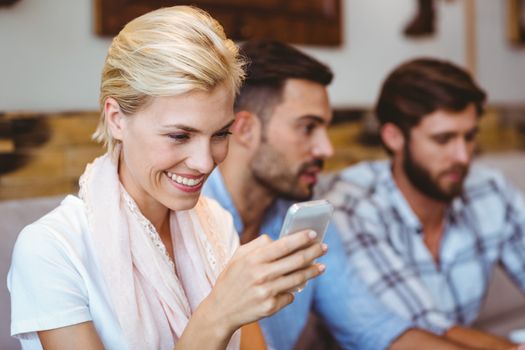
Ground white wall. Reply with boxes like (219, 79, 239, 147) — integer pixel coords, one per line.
(476, 0, 525, 104)
(0, 0, 111, 111)
(306, 0, 466, 108)
(0, 0, 524, 112)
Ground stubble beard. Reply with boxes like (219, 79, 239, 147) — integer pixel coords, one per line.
(250, 142, 321, 201)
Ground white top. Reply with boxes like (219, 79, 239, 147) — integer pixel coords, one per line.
(8, 195, 128, 349)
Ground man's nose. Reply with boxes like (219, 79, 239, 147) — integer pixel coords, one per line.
(453, 138, 470, 164)
(312, 131, 334, 159)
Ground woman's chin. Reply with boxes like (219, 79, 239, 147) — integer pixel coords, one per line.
(162, 195, 200, 212)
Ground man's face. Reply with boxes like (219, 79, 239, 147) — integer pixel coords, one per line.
(402, 103, 479, 202)
(250, 78, 334, 201)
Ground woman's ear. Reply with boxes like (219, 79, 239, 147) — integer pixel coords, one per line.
(231, 110, 261, 149)
(104, 97, 125, 141)
(380, 122, 405, 153)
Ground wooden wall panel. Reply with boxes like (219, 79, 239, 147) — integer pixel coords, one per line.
(1, 107, 524, 200)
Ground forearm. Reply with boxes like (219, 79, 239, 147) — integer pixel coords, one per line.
(390, 328, 475, 350)
(444, 326, 515, 350)
(175, 296, 235, 350)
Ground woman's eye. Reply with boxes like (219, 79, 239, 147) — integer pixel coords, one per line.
(213, 131, 232, 139)
(168, 133, 190, 142)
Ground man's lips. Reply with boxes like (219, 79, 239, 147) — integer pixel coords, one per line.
(443, 171, 465, 182)
(300, 167, 321, 184)
(440, 167, 467, 183)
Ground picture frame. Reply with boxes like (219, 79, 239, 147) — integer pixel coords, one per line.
(508, 0, 525, 45)
(0, 0, 19, 6)
(93, 0, 342, 46)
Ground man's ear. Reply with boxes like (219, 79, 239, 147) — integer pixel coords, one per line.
(231, 110, 261, 148)
(104, 97, 126, 141)
(380, 122, 405, 153)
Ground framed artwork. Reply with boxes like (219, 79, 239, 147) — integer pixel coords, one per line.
(94, 0, 342, 46)
(508, 0, 525, 45)
(0, 0, 19, 6)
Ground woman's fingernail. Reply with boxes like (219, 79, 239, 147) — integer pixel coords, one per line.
(318, 264, 326, 272)
(322, 243, 328, 252)
(308, 230, 317, 239)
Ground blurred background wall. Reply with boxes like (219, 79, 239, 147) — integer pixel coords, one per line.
(1, 0, 524, 112)
(1, 0, 524, 199)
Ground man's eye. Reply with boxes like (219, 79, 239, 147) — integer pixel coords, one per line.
(465, 130, 478, 142)
(168, 133, 190, 142)
(433, 135, 452, 144)
(302, 123, 316, 135)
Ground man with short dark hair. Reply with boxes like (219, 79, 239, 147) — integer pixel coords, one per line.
(320, 58, 525, 349)
(204, 42, 486, 349)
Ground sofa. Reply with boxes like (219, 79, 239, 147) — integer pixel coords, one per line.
(0, 195, 63, 350)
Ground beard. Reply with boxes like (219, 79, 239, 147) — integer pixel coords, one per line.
(250, 141, 324, 201)
(403, 144, 469, 203)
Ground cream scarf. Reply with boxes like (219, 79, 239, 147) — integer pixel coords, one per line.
(79, 151, 240, 350)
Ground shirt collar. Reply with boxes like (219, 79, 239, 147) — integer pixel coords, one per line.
(203, 168, 296, 240)
(380, 160, 424, 232)
(378, 160, 465, 233)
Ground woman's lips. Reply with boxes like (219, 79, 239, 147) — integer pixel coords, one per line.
(165, 171, 205, 193)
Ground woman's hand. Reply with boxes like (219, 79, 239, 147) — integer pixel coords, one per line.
(176, 230, 325, 349)
(202, 230, 326, 336)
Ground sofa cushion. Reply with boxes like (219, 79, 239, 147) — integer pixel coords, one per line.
(0, 195, 63, 350)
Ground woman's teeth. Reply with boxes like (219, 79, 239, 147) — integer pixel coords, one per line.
(166, 172, 203, 187)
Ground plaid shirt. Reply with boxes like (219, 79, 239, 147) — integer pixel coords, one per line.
(317, 160, 525, 334)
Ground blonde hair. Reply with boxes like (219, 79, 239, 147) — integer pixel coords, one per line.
(94, 5, 245, 153)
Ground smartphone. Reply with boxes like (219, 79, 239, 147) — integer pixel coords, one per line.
(279, 199, 334, 242)
(279, 200, 333, 292)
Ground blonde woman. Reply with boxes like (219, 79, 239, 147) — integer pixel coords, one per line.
(8, 6, 326, 350)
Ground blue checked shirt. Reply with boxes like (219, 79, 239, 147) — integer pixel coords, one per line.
(318, 160, 525, 334)
(203, 169, 412, 350)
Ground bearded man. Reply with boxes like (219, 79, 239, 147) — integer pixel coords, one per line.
(320, 58, 525, 349)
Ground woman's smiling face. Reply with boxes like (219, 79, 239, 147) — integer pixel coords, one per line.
(107, 84, 235, 214)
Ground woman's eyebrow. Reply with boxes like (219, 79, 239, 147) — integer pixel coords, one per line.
(215, 119, 235, 132)
(162, 118, 235, 133)
(163, 124, 198, 132)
